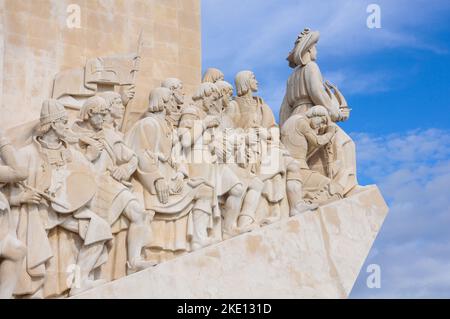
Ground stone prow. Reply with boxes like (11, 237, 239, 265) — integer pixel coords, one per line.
(72, 185, 388, 299)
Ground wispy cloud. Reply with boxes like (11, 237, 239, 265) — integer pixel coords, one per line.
(203, 0, 450, 71)
(350, 129, 450, 298)
(203, 0, 450, 112)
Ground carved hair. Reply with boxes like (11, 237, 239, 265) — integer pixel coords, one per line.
(97, 91, 122, 109)
(161, 78, 183, 90)
(202, 68, 224, 83)
(192, 82, 219, 101)
(235, 70, 254, 96)
(148, 87, 172, 113)
(79, 96, 108, 120)
(306, 105, 329, 118)
(36, 123, 53, 136)
(215, 80, 233, 95)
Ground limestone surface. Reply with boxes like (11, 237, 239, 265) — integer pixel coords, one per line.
(72, 185, 388, 299)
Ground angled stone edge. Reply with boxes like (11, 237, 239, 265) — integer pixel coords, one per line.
(72, 185, 388, 299)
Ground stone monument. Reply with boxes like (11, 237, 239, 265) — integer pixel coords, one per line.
(0, 1, 388, 299)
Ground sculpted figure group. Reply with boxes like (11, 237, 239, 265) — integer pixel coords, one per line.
(0, 28, 360, 298)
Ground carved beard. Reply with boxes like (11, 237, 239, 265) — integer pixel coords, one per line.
(54, 125, 78, 143)
(174, 93, 184, 106)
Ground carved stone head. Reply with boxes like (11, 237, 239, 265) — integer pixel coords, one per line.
(306, 105, 330, 133)
(79, 96, 108, 131)
(37, 99, 69, 137)
(202, 68, 224, 83)
(161, 78, 185, 107)
(235, 71, 258, 97)
(98, 91, 125, 121)
(287, 28, 320, 68)
(215, 80, 234, 108)
(192, 82, 221, 113)
(147, 87, 173, 114)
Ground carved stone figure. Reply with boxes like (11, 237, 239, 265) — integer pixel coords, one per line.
(281, 106, 343, 203)
(202, 67, 225, 83)
(11, 100, 112, 298)
(72, 96, 154, 275)
(233, 71, 315, 223)
(0, 17, 381, 298)
(279, 28, 358, 195)
(191, 83, 265, 238)
(97, 92, 126, 132)
(234, 71, 277, 130)
(213, 80, 239, 129)
(178, 83, 250, 246)
(161, 78, 186, 128)
(125, 88, 215, 260)
(0, 133, 28, 299)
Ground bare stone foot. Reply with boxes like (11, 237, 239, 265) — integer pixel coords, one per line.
(127, 258, 158, 275)
(290, 202, 318, 216)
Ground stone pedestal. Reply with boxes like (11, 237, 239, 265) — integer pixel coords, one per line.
(72, 185, 388, 299)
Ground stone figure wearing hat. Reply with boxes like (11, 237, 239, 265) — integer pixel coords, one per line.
(9, 99, 112, 298)
(279, 28, 359, 196)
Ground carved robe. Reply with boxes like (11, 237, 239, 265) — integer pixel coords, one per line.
(0, 141, 26, 247)
(11, 138, 111, 298)
(281, 113, 341, 202)
(279, 61, 341, 126)
(125, 114, 213, 261)
(233, 96, 288, 221)
(179, 105, 244, 241)
(0, 140, 27, 301)
(72, 122, 147, 280)
(233, 96, 276, 130)
(279, 60, 358, 195)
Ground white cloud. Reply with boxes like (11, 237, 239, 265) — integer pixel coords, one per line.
(203, 0, 449, 70)
(203, 0, 450, 111)
(349, 129, 450, 298)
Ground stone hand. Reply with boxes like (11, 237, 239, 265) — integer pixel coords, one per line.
(120, 84, 136, 106)
(16, 189, 43, 205)
(112, 166, 128, 181)
(204, 116, 220, 129)
(155, 178, 170, 204)
(171, 172, 184, 194)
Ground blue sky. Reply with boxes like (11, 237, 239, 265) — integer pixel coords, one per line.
(202, 0, 450, 298)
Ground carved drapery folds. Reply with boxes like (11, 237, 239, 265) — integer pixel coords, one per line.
(0, 28, 362, 299)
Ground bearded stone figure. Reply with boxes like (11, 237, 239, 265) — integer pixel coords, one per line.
(190, 82, 265, 239)
(161, 78, 186, 129)
(10, 100, 112, 298)
(279, 28, 358, 196)
(202, 67, 225, 84)
(125, 87, 216, 262)
(0, 7, 390, 297)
